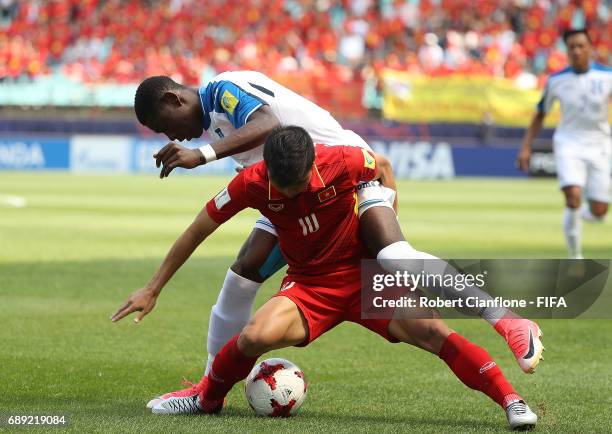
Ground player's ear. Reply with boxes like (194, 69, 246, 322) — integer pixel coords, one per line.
(161, 91, 181, 108)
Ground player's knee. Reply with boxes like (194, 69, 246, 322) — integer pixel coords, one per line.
(591, 203, 608, 217)
(563, 188, 581, 209)
(231, 255, 265, 283)
(238, 321, 278, 357)
(565, 197, 581, 209)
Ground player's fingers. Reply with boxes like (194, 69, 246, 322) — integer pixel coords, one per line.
(111, 300, 131, 321)
(162, 163, 177, 178)
(155, 143, 173, 168)
(111, 303, 139, 322)
(134, 306, 151, 323)
(154, 145, 168, 168)
(160, 147, 178, 165)
(162, 154, 180, 172)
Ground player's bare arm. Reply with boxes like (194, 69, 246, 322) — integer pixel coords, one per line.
(517, 111, 545, 172)
(154, 106, 280, 178)
(373, 152, 398, 211)
(111, 209, 220, 323)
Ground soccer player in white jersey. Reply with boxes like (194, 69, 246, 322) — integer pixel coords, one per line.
(518, 29, 611, 259)
(131, 71, 544, 387)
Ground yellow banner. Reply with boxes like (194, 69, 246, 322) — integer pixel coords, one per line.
(382, 69, 611, 128)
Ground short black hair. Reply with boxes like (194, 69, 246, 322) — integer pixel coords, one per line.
(563, 28, 591, 44)
(263, 126, 315, 188)
(134, 76, 180, 125)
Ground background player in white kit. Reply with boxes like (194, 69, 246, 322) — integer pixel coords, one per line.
(518, 29, 611, 259)
(131, 70, 543, 385)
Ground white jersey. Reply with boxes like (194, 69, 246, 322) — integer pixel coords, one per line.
(198, 70, 370, 167)
(538, 63, 612, 153)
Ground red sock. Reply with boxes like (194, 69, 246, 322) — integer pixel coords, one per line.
(439, 333, 522, 408)
(204, 334, 258, 401)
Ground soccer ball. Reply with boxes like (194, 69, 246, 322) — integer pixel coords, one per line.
(245, 358, 308, 417)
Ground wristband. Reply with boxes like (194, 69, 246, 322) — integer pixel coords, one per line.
(198, 144, 217, 163)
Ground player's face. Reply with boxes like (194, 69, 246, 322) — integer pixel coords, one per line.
(566, 34, 591, 71)
(270, 172, 312, 199)
(147, 100, 204, 142)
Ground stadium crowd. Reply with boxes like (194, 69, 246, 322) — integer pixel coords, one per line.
(0, 0, 609, 86)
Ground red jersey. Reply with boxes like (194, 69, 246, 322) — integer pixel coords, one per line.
(205, 144, 378, 278)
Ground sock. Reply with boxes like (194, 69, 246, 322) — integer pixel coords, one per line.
(376, 241, 508, 324)
(581, 204, 605, 223)
(563, 208, 582, 258)
(439, 333, 520, 408)
(205, 269, 261, 374)
(205, 335, 258, 401)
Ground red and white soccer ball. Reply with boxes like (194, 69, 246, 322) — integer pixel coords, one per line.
(245, 358, 308, 417)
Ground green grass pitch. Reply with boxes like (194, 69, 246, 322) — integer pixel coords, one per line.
(1, 172, 611, 433)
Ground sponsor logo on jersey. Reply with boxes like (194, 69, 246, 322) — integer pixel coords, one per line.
(318, 186, 336, 203)
(362, 148, 376, 169)
(214, 188, 231, 209)
(220, 90, 239, 115)
(268, 203, 284, 212)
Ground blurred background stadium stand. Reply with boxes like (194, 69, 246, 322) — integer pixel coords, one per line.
(0, 0, 610, 177)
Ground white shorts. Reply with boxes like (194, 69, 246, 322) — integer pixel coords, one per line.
(554, 141, 611, 203)
(254, 180, 396, 236)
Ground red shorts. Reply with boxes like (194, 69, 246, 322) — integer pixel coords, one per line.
(273, 271, 398, 346)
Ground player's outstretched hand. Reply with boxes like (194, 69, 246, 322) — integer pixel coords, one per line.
(516, 148, 531, 172)
(111, 286, 159, 324)
(153, 142, 203, 179)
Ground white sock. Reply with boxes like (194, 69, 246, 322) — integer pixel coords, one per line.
(376, 241, 507, 325)
(563, 208, 582, 259)
(205, 269, 261, 375)
(580, 204, 605, 223)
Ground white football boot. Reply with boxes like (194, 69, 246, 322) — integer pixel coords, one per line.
(506, 400, 538, 430)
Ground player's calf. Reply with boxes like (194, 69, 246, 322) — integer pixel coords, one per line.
(437, 333, 537, 429)
(205, 228, 280, 374)
(388, 308, 452, 354)
(391, 315, 538, 429)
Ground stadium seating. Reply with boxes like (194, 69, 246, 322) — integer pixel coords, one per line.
(1, 0, 609, 88)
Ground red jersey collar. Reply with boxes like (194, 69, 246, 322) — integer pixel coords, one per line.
(268, 162, 326, 200)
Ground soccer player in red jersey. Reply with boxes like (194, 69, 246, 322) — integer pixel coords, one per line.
(112, 126, 537, 429)
(136, 74, 544, 376)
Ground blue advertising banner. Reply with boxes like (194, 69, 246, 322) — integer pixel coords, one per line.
(369, 140, 526, 179)
(452, 147, 524, 178)
(0, 138, 70, 170)
(0, 135, 533, 179)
